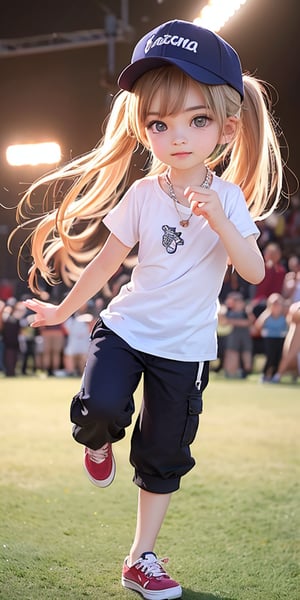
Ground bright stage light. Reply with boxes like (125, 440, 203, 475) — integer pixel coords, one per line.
(6, 142, 61, 166)
(194, 0, 247, 32)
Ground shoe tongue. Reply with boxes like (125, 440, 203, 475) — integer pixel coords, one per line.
(140, 552, 157, 561)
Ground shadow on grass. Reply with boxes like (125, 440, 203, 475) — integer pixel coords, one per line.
(183, 590, 236, 600)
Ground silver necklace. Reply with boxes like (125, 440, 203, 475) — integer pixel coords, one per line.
(165, 167, 213, 228)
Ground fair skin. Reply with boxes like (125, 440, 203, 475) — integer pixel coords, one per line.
(24, 83, 265, 566)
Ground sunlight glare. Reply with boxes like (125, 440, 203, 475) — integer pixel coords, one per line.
(194, 0, 248, 32)
(6, 142, 61, 166)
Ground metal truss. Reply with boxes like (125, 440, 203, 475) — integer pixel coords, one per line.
(0, 24, 134, 57)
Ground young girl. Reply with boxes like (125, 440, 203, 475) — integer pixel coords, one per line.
(14, 19, 284, 600)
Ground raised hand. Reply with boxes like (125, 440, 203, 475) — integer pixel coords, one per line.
(24, 298, 62, 328)
(185, 186, 227, 233)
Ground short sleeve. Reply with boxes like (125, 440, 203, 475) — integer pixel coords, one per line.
(224, 184, 260, 239)
(103, 184, 140, 248)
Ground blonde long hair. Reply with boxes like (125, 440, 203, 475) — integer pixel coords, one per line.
(12, 65, 283, 292)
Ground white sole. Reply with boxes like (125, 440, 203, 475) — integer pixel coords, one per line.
(121, 576, 182, 599)
(83, 455, 116, 487)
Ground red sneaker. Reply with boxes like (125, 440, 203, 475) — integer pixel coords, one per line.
(121, 552, 182, 599)
(84, 443, 115, 487)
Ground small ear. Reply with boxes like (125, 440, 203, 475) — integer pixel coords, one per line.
(219, 116, 238, 145)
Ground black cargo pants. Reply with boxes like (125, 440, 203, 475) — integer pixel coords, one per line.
(71, 319, 209, 493)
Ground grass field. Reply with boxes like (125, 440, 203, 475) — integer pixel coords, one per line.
(0, 374, 299, 600)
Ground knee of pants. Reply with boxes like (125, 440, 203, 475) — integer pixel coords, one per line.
(70, 389, 134, 429)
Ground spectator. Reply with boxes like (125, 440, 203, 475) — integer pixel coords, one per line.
(19, 318, 38, 375)
(222, 293, 253, 378)
(212, 301, 233, 373)
(285, 194, 300, 239)
(39, 323, 67, 375)
(63, 304, 94, 376)
(252, 242, 286, 305)
(282, 255, 300, 303)
(0, 300, 25, 376)
(250, 242, 287, 362)
(34, 291, 67, 375)
(254, 293, 288, 382)
(0, 279, 14, 302)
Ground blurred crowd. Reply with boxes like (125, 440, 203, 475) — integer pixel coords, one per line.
(0, 261, 133, 379)
(1, 205, 300, 383)
(215, 238, 300, 383)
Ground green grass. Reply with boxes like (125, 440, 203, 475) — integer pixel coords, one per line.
(0, 375, 299, 600)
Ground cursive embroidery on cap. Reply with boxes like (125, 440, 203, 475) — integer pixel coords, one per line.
(145, 34, 198, 55)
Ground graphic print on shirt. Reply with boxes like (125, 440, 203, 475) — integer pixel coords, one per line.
(162, 224, 184, 254)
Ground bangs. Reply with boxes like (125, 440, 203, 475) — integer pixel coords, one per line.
(126, 66, 212, 143)
(134, 65, 209, 120)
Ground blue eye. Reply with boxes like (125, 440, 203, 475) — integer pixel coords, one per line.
(192, 116, 209, 128)
(147, 121, 167, 133)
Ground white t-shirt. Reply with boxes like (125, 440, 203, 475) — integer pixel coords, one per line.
(101, 174, 258, 361)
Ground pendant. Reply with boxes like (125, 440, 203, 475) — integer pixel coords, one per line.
(180, 219, 189, 228)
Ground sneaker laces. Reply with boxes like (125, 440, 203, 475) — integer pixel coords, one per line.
(86, 444, 109, 464)
(137, 555, 169, 578)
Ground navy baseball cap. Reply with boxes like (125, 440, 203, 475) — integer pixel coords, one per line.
(118, 20, 244, 100)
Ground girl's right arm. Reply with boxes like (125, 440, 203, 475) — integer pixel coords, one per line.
(24, 233, 132, 327)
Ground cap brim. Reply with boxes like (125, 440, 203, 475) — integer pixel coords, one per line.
(118, 56, 230, 92)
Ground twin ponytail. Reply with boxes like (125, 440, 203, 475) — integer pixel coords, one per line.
(12, 91, 137, 292)
(222, 74, 283, 219)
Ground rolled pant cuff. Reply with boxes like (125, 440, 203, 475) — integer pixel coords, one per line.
(133, 471, 181, 494)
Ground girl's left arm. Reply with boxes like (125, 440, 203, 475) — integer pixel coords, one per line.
(217, 222, 265, 284)
(188, 187, 265, 284)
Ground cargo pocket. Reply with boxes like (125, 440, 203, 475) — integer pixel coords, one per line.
(181, 390, 203, 447)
